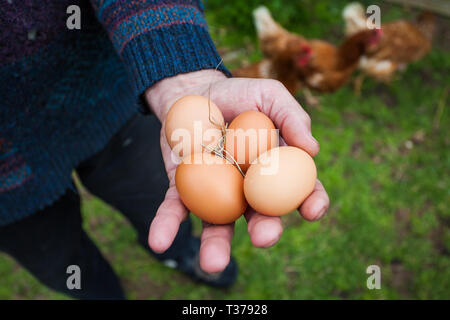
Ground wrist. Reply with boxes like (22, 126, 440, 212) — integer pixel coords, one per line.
(145, 69, 228, 122)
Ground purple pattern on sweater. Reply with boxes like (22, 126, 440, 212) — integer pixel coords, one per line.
(110, 4, 207, 52)
(0, 0, 228, 224)
(0, 0, 76, 65)
(0, 139, 33, 192)
(95, 0, 201, 28)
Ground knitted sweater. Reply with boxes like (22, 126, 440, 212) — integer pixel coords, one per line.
(0, 0, 228, 225)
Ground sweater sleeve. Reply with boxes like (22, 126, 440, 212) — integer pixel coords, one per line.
(89, 0, 230, 98)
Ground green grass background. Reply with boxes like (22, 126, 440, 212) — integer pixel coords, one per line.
(0, 0, 448, 299)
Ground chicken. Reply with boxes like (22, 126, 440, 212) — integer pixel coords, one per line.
(343, 2, 435, 84)
(249, 6, 382, 93)
(232, 60, 300, 95)
(232, 6, 381, 106)
(232, 36, 309, 95)
(343, 2, 377, 36)
(232, 7, 310, 96)
(295, 28, 382, 92)
(232, 55, 321, 105)
(252, 6, 308, 61)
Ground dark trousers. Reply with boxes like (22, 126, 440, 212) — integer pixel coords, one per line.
(0, 113, 192, 299)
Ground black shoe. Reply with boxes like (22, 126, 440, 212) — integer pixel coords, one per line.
(162, 237, 238, 288)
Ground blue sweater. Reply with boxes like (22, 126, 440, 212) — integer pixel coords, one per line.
(0, 0, 229, 225)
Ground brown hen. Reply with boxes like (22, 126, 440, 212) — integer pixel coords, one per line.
(232, 6, 381, 99)
(343, 2, 435, 83)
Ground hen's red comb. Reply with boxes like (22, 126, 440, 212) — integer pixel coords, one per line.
(374, 27, 383, 37)
(300, 44, 312, 53)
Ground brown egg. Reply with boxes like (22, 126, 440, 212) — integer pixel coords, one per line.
(175, 152, 247, 224)
(225, 110, 278, 173)
(165, 95, 224, 158)
(244, 146, 316, 217)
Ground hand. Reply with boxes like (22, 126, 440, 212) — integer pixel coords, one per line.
(145, 69, 330, 273)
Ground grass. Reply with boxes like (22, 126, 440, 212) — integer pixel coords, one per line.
(0, 0, 448, 299)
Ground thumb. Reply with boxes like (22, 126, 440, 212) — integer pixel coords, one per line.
(258, 80, 319, 156)
(210, 78, 320, 156)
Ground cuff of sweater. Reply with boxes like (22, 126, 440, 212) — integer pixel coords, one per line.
(120, 24, 231, 114)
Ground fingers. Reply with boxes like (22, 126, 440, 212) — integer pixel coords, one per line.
(200, 222, 234, 273)
(245, 208, 283, 248)
(148, 185, 189, 253)
(210, 78, 319, 157)
(299, 179, 330, 221)
(199, 208, 285, 273)
(149, 127, 188, 253)
(257, 79, 320, 156)
(159, 125, 180, 180)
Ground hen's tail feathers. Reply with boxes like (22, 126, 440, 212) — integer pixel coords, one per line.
(342, 2, 365, 20)
(253, 6, 281, 38)
(342, 2, 367, 36)
(417, 11, 435, 41)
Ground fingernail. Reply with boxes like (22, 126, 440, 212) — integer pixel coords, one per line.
(316, 206, 327, 220)
(309, 131, 319, 146)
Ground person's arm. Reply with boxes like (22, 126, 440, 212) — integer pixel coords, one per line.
(145, 70, 329, 273)
(89, 0, 229, 102)
(91, 1, 330, 273)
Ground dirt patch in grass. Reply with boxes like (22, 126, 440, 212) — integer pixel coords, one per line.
(394, 208, 411, 238)
(350, 140, 364, 158)
(367, 83, 398, 108)
(282, 213, 304, 228)
(390, 259, 414, 298)
(122, 275, 169, 299)
(429, 215, 450, 257)
(434, 15, 450, 51)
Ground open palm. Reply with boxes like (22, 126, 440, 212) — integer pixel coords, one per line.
(146, 70, 329, 273)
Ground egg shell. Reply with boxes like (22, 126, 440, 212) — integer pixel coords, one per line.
(175, 152, 247, 224)
(165, 95, 224, 158)
(225, 110, 278, 173)
(244, 146, 316, 217)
